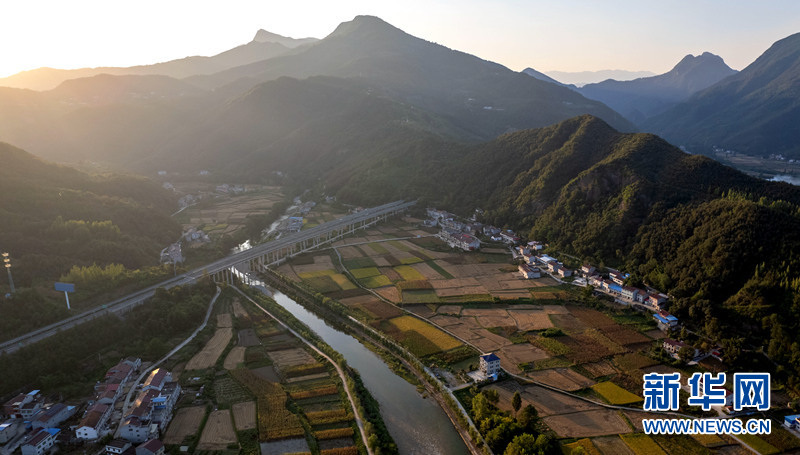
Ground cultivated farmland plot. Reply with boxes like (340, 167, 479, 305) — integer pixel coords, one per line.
(592, 436, 636, 455)
(198, 410, 237, 450)
(224, 346, 246, 370)
(232, 401, 256, 431)
(508, 309, 555, 330)
(490, 382, 597, 417)
(232, 299, 249, 318)
(217, 313, 233, 328)
(260, 438, 310, 455)
(164, 406, 205, 444)
(238, 329, 260, 347)
(527, 367, 595, 391)
(268, 347, 317, 369)
(186, 327, 233, 370)
(543, 409, 632, 438)
(496, 344, 549, 374)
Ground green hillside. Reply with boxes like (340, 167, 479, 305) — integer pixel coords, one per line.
(0, 142, 181, 287)
(392, 115, 800, 386)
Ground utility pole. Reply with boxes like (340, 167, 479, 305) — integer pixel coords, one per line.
(2, 252, 14, 294)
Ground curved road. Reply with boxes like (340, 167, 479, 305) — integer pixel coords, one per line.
(114, 287, 222, 438)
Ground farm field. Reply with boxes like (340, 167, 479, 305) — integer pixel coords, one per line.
(543, 408, 633, 437)
(164, 406, 205, 445)
(232, 401, 256, 431)
(274, 217, 756, 453)
(224, 346, 246, 370)
(217, 313, 233, 328)
(198, 410, 237, 450)
(176, 185, 284, 237)
(186, 327, 233, 370)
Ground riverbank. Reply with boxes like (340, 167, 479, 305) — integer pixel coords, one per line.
(262, 269, 482, 455)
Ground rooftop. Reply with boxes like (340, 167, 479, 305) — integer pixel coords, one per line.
(481, 353, 500, 362)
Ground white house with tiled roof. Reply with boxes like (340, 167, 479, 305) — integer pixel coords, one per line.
(480, 353, 501, 377)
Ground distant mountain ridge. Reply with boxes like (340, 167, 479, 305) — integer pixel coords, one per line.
(644, 32, 800, 158)
(578, 52, 737, 124)
(186, 15, 635, 140)
(0, 30, 318, 91)
(521, 68, 575, 88)
(0, 15, 635, 170)
(543, 69, 656, 86)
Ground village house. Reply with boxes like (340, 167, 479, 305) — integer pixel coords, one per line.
(95, 383, 122, 405)
(557, 268, 573, 278)
(2, 391, 43, 420)
(647, 293, 669, 308)
(581, 264, 596, 276)
(620, 286, 640, 301)
(20, 429, 59, 455)
(105, 439, 132, 455)
(518, 264, 541, 279)
(784, 415, 800, 430)
(662, 338, 688, 357)
(483, 225, 501, 237)
(527, 241, 544, 251)
(480, 353, 501, 378)
(31, 403, 75, 430)
(0, 421, 22, 444)
(105, 362, 134, 385)
(588, 275, 604, 287)
(142, 369, 171, 392)
(120, 380, 180, 444)
(500, 230, 520, 245)
(517, 245, 531, 256)
(654, 311, 679, 331)
(440, 229, 480, 251)
(609, 272, 626, 285)
(76, 403, 112, 440)
(136, 439, 165, 455)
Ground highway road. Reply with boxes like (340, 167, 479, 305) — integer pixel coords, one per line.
(0, 200, 415, 355)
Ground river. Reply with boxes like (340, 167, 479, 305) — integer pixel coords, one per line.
(268, 290, 469, 455)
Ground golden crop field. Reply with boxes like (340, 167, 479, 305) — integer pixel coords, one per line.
(389, 315, 462, 351)
(298, 269, 337, 279)
(620, 434, 667, 455)
(592, 381, 643, 405)
(394, 265, 426, 281)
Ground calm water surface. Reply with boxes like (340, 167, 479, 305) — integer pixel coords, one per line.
(269, 290, 469, 455)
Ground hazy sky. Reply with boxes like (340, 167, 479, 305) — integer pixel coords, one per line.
(2, 1, 799, 78)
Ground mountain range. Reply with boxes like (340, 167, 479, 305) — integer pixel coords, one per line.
(0, 15, 634, 171)
(0, 14, 799, 389)
(0, 30, 318, 91)
(577, 52, 737, 124)
(644, 32, 800, 158)
(542, 69, 656, 86)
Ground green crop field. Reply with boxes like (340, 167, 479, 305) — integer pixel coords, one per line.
(360, 275, 392, 288)
(350, 267, 381, 279)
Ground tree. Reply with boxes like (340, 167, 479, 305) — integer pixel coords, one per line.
(503, 433, 538, 455)
(517, 404, 538, 431)
(678, 345, 695, 363)
(512, 391, 521, 416)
